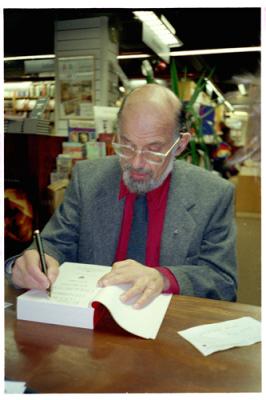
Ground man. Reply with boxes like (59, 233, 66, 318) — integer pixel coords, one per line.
(9, 84, 237, 308)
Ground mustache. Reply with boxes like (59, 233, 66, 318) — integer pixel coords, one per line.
(123, 164, 153, 177)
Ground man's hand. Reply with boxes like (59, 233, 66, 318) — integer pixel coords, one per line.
(97, 259, 169, 309)
(12, 249, 59, 290)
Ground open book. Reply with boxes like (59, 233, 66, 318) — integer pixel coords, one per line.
(16, 262, 172, 339)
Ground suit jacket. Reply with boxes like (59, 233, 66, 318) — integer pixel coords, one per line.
(39, 156, 237, 301)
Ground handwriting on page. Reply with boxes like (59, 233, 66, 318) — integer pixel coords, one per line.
(51, 266, 106, 306)
(178, 316, 261, 356)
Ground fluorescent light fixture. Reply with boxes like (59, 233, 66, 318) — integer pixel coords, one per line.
(224, 100, 235, 112)
(160, 14, 176, 35)
(133, 11, 183, 48)
(4, 54, 55, 61)
(205, 78, 224, 98)
(5, 53, 150, 62)
(205, 78, 235, 112)
(117, 46, 261, 59)
(4, 46, 260, 63)
(238, 83, 247, 96)
(169, 46, 261, 57)
(117, 53, 151, 60)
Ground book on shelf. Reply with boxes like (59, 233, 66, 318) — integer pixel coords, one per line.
(62, 142, 84, 159)
(68, 119, 96, 143)
(30, 97, 49, 119)
(17, 262, 172, 339)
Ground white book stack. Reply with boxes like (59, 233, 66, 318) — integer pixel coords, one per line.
(17, 263, 172, 340)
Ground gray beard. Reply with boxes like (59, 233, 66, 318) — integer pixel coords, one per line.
(122, 156, 175, 194)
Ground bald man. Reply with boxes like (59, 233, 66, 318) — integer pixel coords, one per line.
(9, 84, 237, 307)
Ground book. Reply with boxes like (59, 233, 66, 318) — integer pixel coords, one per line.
(30, 97, 49, 119)
(62, 142, 84, 158)
(16, 262, 172, 339)
(85, 141, 106, 160)
(68, 120, 96, 143)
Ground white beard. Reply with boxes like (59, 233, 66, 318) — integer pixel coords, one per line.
(122, 156, 175, 194)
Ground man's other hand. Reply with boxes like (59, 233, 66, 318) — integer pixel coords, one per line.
(97, 259, 168, 309)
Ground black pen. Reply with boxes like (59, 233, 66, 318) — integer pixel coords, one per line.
(33, 229, 50, 295)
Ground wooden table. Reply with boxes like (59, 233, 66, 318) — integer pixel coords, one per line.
(5, 281, 261, 393)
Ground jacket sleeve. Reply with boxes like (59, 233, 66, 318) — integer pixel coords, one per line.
(166, 184, 238, 301)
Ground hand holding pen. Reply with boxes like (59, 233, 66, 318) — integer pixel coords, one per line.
(11, 233, 60, 291)
(33, 230, 51, 295)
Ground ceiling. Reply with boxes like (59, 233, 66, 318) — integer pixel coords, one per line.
(3, 8, 261, 94)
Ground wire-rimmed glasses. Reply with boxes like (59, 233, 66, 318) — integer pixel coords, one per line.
(112, 136, 181, 165)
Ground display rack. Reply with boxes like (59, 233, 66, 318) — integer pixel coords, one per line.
(4, 81, 55, 127)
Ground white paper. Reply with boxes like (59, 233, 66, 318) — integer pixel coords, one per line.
(178, 316, 261, 356)
(51, 263, 110, 306)
(5, 380, 26, 393)
(17, 262, 172, 339)
(93, 283, 172, 339)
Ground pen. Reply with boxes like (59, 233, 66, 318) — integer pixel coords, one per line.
(33, 229, 51, 295)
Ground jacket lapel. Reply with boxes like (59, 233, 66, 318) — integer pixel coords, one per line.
(92, 169, 125, 266)
(160, 162, 197, 266)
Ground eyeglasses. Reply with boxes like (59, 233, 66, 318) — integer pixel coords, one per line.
(112, 136, 181, 165)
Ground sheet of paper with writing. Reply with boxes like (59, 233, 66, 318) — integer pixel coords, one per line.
(16, 262, 172, 339)
(178, 316, 261, 356)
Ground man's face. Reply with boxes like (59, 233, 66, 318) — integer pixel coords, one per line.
(118, 107, 176, 194)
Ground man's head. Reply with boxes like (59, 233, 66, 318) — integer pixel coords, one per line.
(115, 84, 190, 194)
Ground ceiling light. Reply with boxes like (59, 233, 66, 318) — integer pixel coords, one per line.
(117, 53, 151, 60)
(238, 83, 247, 96)
(133, 11, 183, 48)
(224, 100, 235, 112)
(117, 46, 260, 60)
(5, 46, 260, 64)
(169, 46, 260, 57)
(205, 78, 235, 112)
(4, 54, 55, 61)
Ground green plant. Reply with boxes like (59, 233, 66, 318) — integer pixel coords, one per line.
(170, 58, 219, 170)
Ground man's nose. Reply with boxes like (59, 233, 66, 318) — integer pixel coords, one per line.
(131, 150, 146, 169)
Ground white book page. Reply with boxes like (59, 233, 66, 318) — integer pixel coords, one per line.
(50, 263, 111, 306)
(92, 283, 172, 339)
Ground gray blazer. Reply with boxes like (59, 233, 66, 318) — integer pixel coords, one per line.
(38, 156, 237, 301)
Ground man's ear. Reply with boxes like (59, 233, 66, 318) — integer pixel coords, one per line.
(175, 132, 191, 156)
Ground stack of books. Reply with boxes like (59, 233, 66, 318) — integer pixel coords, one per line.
(85, 141, 106, 160)
(62, 142, 84, 159)
(6, 119, 24, 133)
(23, 119, 50, 135)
